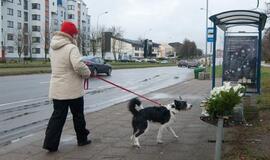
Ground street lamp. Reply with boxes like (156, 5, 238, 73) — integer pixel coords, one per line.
(96, 11, 108, 57)
(201, 0, 209, 66)
(96, 11, 109, 30)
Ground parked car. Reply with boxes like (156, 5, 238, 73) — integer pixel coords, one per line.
(187, 61, 200, 68)
(148, 59, 159, 63)
(81, 56, 112, 76)
(178, 60, 188, 67)
(160, 60, 169, 64)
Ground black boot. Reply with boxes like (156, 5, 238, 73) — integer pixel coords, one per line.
(78, 139, 92, 146)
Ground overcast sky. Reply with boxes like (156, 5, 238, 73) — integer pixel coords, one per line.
(85, 0, 268, 50)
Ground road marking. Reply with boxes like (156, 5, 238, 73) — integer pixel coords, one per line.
(40, 81, 49, 84)
(0, 97, 48, 107)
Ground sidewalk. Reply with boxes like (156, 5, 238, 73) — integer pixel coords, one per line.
(0, 79, 217, 160)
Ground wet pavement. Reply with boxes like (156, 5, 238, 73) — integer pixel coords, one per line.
(0, 67, 193, 146)
(0, 79, 218, 160)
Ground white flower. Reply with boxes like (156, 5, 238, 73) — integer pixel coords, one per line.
(238, 93, 244, 97)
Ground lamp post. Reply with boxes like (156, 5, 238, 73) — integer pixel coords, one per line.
(202, 0, 209, 66)
(96, 11, 108, 57)
(96, 11, 108, 31)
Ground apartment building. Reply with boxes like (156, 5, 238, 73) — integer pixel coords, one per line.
(0, 0, 91, 61)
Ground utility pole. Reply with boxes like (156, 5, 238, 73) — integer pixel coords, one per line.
(205, 0, 209, 66)
(96, 11, 108, 57)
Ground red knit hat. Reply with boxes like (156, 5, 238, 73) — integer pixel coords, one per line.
(61, 21, 78, 37)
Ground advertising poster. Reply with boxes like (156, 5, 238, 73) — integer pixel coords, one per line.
(223, 36, 258, 86)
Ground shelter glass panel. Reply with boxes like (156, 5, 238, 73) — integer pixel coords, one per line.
(223, 36, 258, 88)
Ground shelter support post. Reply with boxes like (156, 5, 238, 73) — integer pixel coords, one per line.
(257, 25, 262, 94)
(212, 24, 217, 89)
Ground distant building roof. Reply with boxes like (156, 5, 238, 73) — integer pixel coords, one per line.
(112, 36, 160, 47)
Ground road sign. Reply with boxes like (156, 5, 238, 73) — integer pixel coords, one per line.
(207, 27, 214, 42)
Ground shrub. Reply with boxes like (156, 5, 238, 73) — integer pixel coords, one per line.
(206, 82, 246, 118)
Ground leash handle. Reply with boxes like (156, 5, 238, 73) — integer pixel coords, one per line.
(95, 76, 162, 106)
(84, 79, 89, 90)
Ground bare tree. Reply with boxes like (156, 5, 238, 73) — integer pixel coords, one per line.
(90, 27, 98, 56)
(117, 39, 124, 58)
(263, 27, 270, 62)
(178, 39, 201, 59)
(27, 31, 33, 62)
(77, 32, 88, 56)
(13, 29, 25, 62)
(1, 32, 7, 62)
(90, 25, 106, 57)
(99, 25, 107, 58)
(108, 26, 124, 61)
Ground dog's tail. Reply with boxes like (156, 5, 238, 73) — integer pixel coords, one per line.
(128, 98, 141, 116)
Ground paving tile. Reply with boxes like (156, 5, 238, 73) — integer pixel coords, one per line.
(0, 79, 219, 160)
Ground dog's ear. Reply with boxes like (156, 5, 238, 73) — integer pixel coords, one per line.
(179, 96, 182, 100)
(174, 100, 179, 105)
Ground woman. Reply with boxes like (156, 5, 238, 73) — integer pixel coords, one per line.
(43, 21, 91, 152)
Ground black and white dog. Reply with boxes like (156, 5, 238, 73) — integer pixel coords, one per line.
(128, 97, 192, 147)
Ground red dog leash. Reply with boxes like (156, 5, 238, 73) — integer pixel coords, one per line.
(84, 79, 89, 90)
(95, 76, 162, 106)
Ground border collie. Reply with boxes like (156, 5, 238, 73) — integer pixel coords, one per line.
(128, 97, 192, 147)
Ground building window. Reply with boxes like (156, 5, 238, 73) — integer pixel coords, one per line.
(7, 34, 14, 40)
(67, 5, 75, 10)
(7, 46, 14, 53)
(17, 22, 22, 29)
(24, 12, 28, 21)
(32, 25, 41, 32)
(32, 48, 40, 54)
(32, 3, 40, 10)
(7, 8, 13, 16)
(32, 37, 40, 43)
(23, 23, 28, 33)
(18, 0, 21, 5)
(135, 47, 140, 51)
(33, 26, 40, 31)
(24, 0, 28, 10)
(7, 0, 13, 3)
(32, 14, 40, 21)
(7, 21, 14, 28)
(61, 11, 63, 17)
(18, 10, 22, 17)
(68, 14, 74, 19)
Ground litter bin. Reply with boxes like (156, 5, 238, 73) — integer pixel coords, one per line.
(194, 67, 205, 79)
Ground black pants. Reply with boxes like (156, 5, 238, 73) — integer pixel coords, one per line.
(43, 97, 89, 150)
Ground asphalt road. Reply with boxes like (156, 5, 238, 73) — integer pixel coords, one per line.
(0, 66, 193, 146)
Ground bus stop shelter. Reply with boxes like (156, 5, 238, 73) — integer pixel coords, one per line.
(209, 10, 267, 93)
